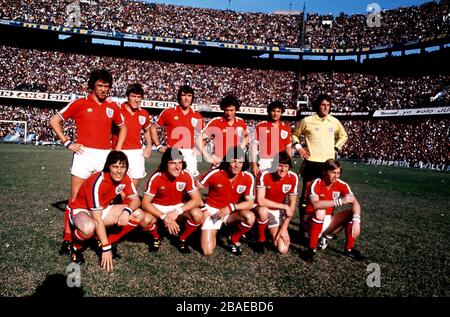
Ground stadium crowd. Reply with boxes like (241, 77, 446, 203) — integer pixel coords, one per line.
(301, 72, 450, 111)
(305, 0, 450, 49)
(1, 46, 449, 111)
(1, 0, 448, 48)
(0, 46, 296, 108)
(0, 0, 301, 47)
(341, 118, 449, 166)
(1, 104, 448, 167)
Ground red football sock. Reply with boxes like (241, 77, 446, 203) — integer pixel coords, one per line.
(108, 219, 140, 245)
(309, 217, 323, 249)
(345, 221, 356, 251)
(63, 208, 73, 243)
(179, 220, 201, 241)
(230, 221, 252, 245)
(143, 223, 160, 240)
(257, 219, 268, 243)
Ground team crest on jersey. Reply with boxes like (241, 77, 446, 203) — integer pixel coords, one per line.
(174, 116, 179, 120)
(236, 127, 244, 136)
(332, 191, 340, 199)
(191, 118, 198, 127)
(106, 107, 114, 118)
(282, 184, 291, 193)
(176, 182, 186, 191)
(139, 116, 146, 125)
(280, 130, 288, 140)
(87, 107, 93, 113)
(115, 184, 126, 194)
(236, 185, 246, 194)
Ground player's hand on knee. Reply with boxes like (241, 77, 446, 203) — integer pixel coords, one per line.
(101, 251, 113, 271)
(165, 218, 180, 235)
(352, 221, 360, 238)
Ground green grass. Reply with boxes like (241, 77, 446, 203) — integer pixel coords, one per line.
(0, 143, 449, 297)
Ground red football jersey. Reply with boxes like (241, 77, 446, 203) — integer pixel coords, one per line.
(255, 121, 291, 159)
(112, 103, 151, 150)
(156, 105, 203, 148)
(58, 94, 124, 149)
(144, 170, 196, 206)
(69, 171, 137, 211)
(257, 170, 298, 204)
(202, 116, 248, 159)
(305, 178, 353, 215)
(198, 168, 255, 209)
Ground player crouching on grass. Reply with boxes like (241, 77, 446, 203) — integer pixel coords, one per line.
(67, 151, 145, 271)
(197, 146, 256, 256)
(254, 151, 298, 255)
(301, 159, 365, 262)
(141, 148, 203, 254)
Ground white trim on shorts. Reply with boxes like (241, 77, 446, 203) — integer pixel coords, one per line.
(179, 148, 199, 177)
(201, 204, 230, 230)
(153, 203, 184, 214)
(258, 158, 276, 173)
(267, 209, 287, 228)
(69, 205, 115, 224)
(122, 148, 147, 179)
(71, 147, 110, 179)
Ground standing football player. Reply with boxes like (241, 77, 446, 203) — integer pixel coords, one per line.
(50, 69, 127, 257)
(112, 83, 151, 188)
(151, 85, 203, 177)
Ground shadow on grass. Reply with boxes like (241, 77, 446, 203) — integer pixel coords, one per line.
(31, 274, 85, 297)
(51, 199, 69, 212)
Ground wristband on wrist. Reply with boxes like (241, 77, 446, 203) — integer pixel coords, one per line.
(63, 139, 72, 148)
(175, 206, 184, 215)
(156, 144, 163, 150)
(229, 203, 236, 212)
(102, 244, 112, 253)
(333, 198, 343, 207)
(294, 143, 302, 150)
(352, 214, 361, 223)
(122, 207, 132, 215)
(159, 213, 167, 220)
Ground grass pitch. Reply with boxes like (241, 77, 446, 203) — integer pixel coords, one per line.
(0, 143, 449, 298)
